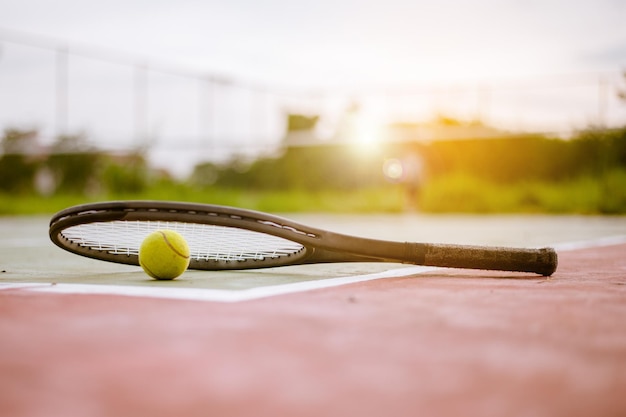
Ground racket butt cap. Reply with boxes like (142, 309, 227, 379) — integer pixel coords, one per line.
(538, 247, 558, 276)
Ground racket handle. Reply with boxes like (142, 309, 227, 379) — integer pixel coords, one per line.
(408, 243, 558, 276)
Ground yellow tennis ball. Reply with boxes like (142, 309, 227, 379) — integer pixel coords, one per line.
(139, 230, 190, 280)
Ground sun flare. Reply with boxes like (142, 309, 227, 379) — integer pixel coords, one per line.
(339, 107, 387, 154)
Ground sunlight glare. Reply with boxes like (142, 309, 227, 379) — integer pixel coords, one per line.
(343, 109, 386, 154)
(382, 158, 404, 182)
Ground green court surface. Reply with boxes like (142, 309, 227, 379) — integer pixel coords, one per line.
(2, 213, 626, 300)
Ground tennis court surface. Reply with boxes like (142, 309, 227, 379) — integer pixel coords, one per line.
(1, 214, 626, 416)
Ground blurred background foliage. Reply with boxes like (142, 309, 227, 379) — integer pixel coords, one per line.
(1, 121, 626, 215)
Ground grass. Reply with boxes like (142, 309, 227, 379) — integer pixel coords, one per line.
(0, 185, 407, 216)
(420, 169, 626, 214)
(3, 169, 626, 216)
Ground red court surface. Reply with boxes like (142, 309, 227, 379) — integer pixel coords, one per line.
(1, 242, 625, 417)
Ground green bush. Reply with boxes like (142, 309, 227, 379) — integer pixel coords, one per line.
(0, 129, 40, 193)
(101, 154, 149, 194)
(46, 135, 104, 194)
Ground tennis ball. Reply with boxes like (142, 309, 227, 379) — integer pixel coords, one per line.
(139, 230, 190, 280)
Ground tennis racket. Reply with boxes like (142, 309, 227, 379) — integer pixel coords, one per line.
(49, 200, 558, 276)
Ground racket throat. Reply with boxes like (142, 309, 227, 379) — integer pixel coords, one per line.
(302, 247, 392, 265)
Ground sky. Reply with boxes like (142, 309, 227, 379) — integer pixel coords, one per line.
(1, 0, 625, 88)
(1, 0, 625, 176)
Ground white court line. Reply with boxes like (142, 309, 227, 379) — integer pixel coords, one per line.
(23, 266, 438, 303)
(0, 283, 49, 290)
(551, 235, 626, 251)
(3, 235, 626, 303)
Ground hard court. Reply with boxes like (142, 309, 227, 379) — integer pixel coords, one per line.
(1, 213, 626, 416)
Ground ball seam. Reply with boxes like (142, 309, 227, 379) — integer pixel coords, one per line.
(159, 231, 190, 259)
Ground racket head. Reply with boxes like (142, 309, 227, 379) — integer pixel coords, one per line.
(49, 200, 558, 275)
(49, 201, 325, 270)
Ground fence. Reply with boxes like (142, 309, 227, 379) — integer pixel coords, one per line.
(1, 28, 625, 177)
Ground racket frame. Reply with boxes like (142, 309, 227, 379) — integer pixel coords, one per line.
(49, 200, 558, 275)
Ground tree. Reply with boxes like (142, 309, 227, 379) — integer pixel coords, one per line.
(618, 70, 626, 105)
(0, 129, 40, 193)
(46, 134, 104, 194)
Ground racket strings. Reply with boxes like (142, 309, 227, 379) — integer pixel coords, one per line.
(61, 220, 304, 262)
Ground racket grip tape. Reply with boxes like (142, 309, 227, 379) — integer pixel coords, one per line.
(407, 243, 558, 276)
